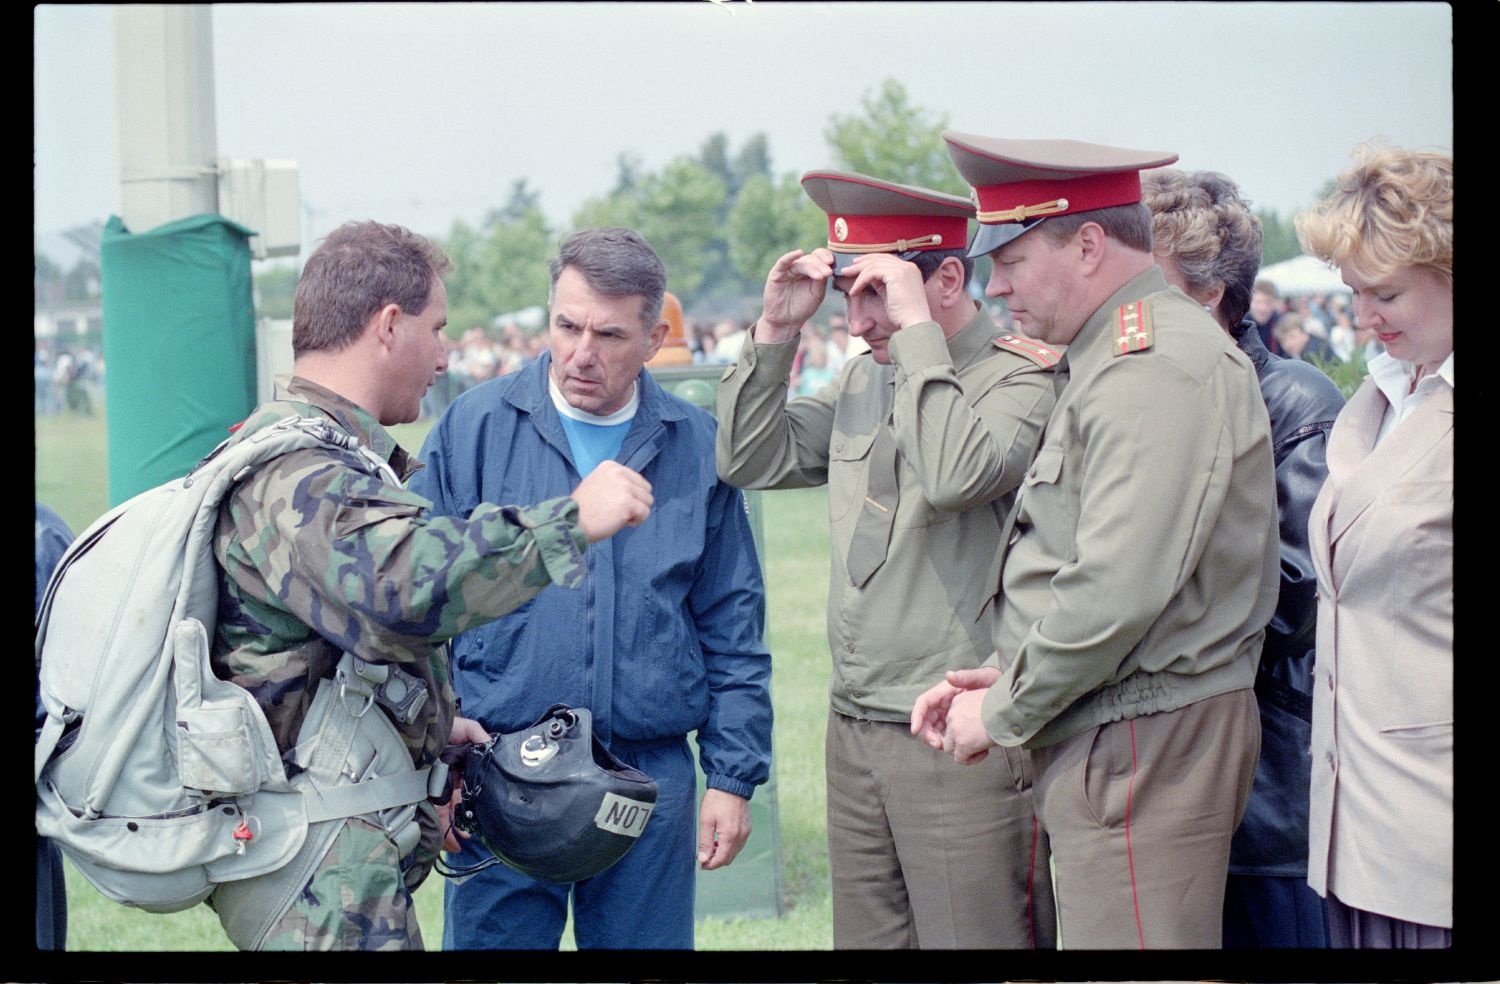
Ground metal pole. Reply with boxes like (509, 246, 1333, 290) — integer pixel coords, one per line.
(114, 5, 217, 232)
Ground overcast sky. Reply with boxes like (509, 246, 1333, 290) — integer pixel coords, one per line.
(34, 2, 1452, 258)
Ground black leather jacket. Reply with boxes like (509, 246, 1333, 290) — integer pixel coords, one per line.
(1228, 318, 1346, 875)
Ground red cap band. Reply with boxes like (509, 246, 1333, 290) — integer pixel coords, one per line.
(973, 170, 1143, 224)
(827, 213, 970, 252)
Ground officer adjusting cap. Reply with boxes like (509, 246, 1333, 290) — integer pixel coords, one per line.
(942, 132, 1178, 257)
(801, 169, 974, 276)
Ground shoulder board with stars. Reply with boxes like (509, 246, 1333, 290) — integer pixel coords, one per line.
(993, 333, 1062, 368)
(1112, 299, 1155, 356)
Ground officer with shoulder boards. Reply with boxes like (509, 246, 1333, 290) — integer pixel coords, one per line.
(912, 134, 1279, 949)
(718, 170, 1061, 949)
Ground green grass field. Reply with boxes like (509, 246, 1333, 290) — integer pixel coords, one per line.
(35, 409, 836, 951)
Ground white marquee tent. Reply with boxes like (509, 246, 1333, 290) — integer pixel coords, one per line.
(1258, 254, 1350, 297)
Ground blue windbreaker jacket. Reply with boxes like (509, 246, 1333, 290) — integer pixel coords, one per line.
(412, 354, 772, 799)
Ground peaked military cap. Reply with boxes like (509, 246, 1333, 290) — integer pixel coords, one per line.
(801, 170, 974, 275)
(942, 132, 1179, 257)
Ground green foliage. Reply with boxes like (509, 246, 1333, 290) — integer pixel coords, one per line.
(824, 79, 967, 197)
(63, 258, 102, 302)
(252, 266, 298, 320)
(35, 251, 63, 305)
(571, 131, 815, 312)
(690, 132, 778, 309)
(728, 172, 828, 286)
(441, 182, 556, 335)
(483, 177, 542, 226)
(698, 132, 736, 203)
(36, 251, 102, 305)
(572, 155, 727, 301)
(733, 133, 773, 191)
(1306, 349, 1370, 399)
(571, 189, 642, 232)
(1256, 207, 1304, 267)
(612, 150, 645, 196)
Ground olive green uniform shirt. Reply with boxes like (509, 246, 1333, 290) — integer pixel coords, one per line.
(983, 268, 1280, 749)
(718, 307, 1058, 721)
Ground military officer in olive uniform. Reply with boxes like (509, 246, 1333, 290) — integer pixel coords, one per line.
(912, 135, 1279, 949)
(718, 171, 1061, 949)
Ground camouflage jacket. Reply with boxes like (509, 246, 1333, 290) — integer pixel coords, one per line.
(211, 376, 588, 774)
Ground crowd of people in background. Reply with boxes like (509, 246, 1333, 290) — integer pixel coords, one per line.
(685, 311, 870, 398)
(416, 308, 884, 420)
(34, 341, 104, 417)
(33, 284, 1380, 427)
(1247, 283, 1383, 366)
(418, 320, 548, 419)
(415, 278, 1385, 422)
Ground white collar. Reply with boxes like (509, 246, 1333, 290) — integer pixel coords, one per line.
(548, 375, 639, 425)
(1368, 349, 1454, 405)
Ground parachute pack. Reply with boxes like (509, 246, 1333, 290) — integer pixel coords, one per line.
(35, 413, 440, 947)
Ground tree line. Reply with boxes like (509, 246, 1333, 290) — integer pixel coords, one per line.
(225, 80, 1319, 335)
(440, 79, 972, 330)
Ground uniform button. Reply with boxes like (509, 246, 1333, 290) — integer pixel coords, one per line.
(1011, 725, 1023, 737)
(845, 643, 856, 653)
(834, 443, 845, 454)
(1326, 751, 1335, 768)
(1327, 673, 1334, 691)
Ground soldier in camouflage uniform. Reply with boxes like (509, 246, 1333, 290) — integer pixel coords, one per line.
(209, 220, 653, 950)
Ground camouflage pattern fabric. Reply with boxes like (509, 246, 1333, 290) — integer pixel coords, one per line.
(211, 376, 588, 946)
(260, 816, 422, 951)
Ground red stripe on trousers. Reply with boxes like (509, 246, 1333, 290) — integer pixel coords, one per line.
(1125, 718, 1145, 949)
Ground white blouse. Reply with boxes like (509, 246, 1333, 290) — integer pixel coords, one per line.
(1368, 349, 1455, 446)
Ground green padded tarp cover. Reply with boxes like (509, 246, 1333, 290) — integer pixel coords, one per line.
(100, 213, 258, 505)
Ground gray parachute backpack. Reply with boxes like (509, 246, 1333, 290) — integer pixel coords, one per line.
(35, 413, 442, 948)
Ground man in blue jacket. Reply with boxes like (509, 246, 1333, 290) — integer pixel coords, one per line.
(412, 227, 772, 950)
(35, 503, 74, 950)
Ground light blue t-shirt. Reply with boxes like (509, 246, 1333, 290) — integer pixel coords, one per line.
(550, 376, 638, 477)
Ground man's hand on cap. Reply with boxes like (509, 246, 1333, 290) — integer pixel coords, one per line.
(840, 253, 934, 331)
(758, 248, 834, 343)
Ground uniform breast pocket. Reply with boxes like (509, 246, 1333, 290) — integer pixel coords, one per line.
(331, 488, 429, 539)
(828, 430, 876, 522)
(1017, 445, 1065, 518)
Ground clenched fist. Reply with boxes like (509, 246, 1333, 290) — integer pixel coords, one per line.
(571, 460, 654, 542)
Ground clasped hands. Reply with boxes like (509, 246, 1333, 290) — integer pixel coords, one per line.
(909, 665, 1003, 764)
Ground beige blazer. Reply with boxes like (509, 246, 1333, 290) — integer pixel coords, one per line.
(1307, 378, 1452, 928)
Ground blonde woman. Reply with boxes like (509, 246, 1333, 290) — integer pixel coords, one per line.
(1296, 145, 1453, 948)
